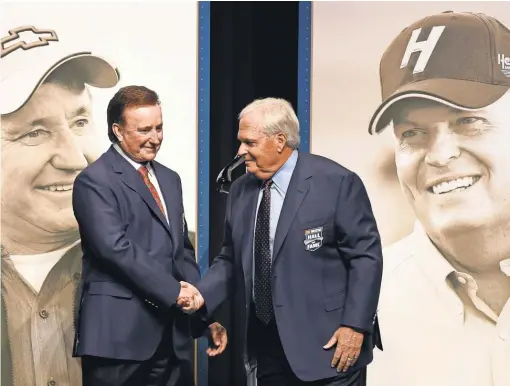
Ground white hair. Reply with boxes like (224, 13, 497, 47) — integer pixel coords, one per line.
(238, 97, 300, 149)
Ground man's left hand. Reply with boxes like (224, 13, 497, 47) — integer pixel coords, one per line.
(206, 322, 228, 357)
(323, 326, 364, 373)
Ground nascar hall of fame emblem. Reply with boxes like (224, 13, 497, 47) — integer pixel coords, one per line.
(498, 53, 510, 77)
(304, 226, 324, 252)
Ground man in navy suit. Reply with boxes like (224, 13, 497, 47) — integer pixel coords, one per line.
(72, 85, 227, 386)
(180, 98, 383, 386)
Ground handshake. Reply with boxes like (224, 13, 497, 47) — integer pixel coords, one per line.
(177, 281, 205, 314)
(177, 282, 228, 357)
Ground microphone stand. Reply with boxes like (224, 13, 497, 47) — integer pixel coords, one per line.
(216, 154, 245, 195)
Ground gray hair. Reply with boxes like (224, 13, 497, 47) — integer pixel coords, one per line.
(238, 97, 300, 149)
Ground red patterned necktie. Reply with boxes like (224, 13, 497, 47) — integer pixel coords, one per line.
(138, 165, 167, 218)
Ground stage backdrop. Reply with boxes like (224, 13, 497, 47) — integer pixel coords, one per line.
(311, 2, 510, 386)
(0, 2, 198, 386)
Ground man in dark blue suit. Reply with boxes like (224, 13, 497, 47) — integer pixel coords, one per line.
(72, 85, 227, 386)
(180, 98, 383, 386)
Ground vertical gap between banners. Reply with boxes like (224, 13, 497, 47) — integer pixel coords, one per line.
(197, 2, 210, 386)
(298, 1, 312, 152)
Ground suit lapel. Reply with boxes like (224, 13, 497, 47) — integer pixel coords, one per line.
(272, 156, 312, 262)
(108, 147, 173, 238)
(152, 161, 179, 256)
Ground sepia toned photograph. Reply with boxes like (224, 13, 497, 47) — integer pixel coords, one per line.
(311, 2, 510, 386)
(0, 2, 199, 385)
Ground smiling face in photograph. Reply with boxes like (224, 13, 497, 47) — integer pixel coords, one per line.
(392, 93, 510, 243)
(1, 81, 99, 236)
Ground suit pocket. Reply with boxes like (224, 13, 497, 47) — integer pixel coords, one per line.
(87, 281, 133, 299)
(324, 291, 345, 312)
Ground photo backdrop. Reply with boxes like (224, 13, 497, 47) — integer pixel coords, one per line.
(0, 2, 199, 385)
(311, 2, 510, 386)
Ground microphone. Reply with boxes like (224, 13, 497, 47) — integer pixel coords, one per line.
(216, 154, 245, 195)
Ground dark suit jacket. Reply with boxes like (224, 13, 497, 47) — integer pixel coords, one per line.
(198, 152, 383, 382)
(72, 146, 203, 362)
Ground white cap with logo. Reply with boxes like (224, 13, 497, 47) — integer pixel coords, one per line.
(0, 25, 120, 115)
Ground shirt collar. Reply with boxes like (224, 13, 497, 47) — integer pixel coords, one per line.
(113, 143, 154, 175)
(411, 222, 466, 317)
(413, 220, 510, 281)
(413, 220, 510, 319)
(413, 221, 457, 288)
(268, 149, 298, 194)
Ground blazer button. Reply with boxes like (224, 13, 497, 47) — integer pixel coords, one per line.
(47, 379, 57, 386)
(39, 310, 49, 319)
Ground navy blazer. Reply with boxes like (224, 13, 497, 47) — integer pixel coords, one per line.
(72, 146, 202, 362)
(198, 152, 383, 382)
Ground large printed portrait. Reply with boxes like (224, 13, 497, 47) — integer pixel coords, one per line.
(311, 2, 510, 386)
(0, 2, 198, 385)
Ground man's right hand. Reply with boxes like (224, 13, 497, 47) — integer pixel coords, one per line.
(177, 281, 205, 314)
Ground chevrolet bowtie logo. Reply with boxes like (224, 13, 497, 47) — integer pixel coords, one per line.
(1, 26, 58, 58)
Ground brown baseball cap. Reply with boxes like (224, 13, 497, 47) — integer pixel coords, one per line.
(369, 11, 510, 135)
(1, 25, 120, 115)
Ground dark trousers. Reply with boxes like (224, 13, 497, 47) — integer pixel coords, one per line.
(249, 306, 366, 386)
(82, 325, 193, 386)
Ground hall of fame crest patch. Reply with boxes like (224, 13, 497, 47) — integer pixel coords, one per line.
(304, 226, 324, 251)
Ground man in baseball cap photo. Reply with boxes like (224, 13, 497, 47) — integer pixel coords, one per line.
(1, 25, 119, 386)
(367, 11, 510, 386)
(368, 11, 510, 135)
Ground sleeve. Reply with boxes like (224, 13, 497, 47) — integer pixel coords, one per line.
(175, 175, 201, 286)
(196, 187, 236, 316)
(178, 204, 217, 338)
(72, 172, 181, 312)
(180, 218, 201, 284)
(335, 172, 383, 333)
